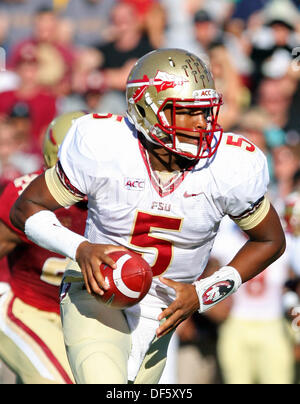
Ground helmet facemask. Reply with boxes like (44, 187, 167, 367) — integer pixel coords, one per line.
(151, 95, 223, 160)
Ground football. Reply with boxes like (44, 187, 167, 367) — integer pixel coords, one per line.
(98, 250, 153, 308)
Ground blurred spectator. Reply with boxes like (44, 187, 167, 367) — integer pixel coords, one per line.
(212, 216, 295, 384)
(284, 67, 300, 146)
(199, 0, 234, 24)
(193, 9, 223, 54)
(159, 0, 203, 53)
(0, 118, 41, 194)
(269, 144, 300, 214)
(120, 0, 157, 19)
(56, 47, 127, 115)
(116, 0, 165, 50)
(0, 119, 20, 191)
(0, 43, 57, 153)
(256, 76, 298, 137)
(192, 8, 253, 78)
(79, 0, 155, 111)
(209, 43, 248, 131)
(229, 0, 270, 22)
(234, 107, 285, 182)
(60, 0, 116, 48)
(249, 0, 300, 91)
(96, 1, 154, 93)
(9, 102, 36, 155)
(0, 0, 53, 54)
(8, 7, 75, 97)
(143, 1, 166, 49)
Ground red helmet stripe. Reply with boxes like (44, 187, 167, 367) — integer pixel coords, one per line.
(49, 128, 57, 146)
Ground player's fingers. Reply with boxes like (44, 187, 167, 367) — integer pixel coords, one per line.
(100, 254, 117, 270)
(100, 245, 128, 269)
(158, 297, 183, 320)
(81, 267, 91, 295)
(156, 312, 182, 338)
(158, 304, 176, 322)
(91, 258, 109, 291)
(105, 245, 128, 254)
(86, 262, 106, 295)
(159, 276, 180, 290)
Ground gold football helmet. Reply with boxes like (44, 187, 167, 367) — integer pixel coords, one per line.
(43, 111, 86, 168)
(126, 48, 223, 160)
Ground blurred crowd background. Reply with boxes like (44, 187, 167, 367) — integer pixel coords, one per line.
(0, 0, 300, 384)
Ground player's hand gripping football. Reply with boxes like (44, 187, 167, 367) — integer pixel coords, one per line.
(156, 277, 200, 338)
(76, 241, 127, 296)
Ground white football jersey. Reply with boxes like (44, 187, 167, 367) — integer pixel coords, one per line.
(58, 113, 269, 309)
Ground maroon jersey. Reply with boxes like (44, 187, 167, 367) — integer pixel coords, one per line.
(0, 171, 87, 314)
(0, 257, 10, 283)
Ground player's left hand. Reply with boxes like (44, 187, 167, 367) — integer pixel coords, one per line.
(156, 277, 200, 338)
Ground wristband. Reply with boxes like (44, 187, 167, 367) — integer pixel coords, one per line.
(193, 266, 242, 313)
(24, 210, 88, 261)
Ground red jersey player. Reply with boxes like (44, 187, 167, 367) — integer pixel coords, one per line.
(0, 111, 87, 384)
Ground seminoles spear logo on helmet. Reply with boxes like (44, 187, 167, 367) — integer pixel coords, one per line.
(128, 71, 189, 104)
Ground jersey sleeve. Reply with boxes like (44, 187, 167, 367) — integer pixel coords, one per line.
(57, 115, 100, 197)
(216, 134, 270, 226)
(225, 156, 269, 218)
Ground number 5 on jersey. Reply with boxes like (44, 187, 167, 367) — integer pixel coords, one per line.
(129, 211, 183, 277)
(226, 134, 256, 152)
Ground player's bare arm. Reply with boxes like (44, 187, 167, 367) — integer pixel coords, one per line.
(10, 173, 62, 229)
(156, 203, 286, 338)
(10, 172, 126, 296)
(228, 204, 286, 281)
(0, 220, 22, 259)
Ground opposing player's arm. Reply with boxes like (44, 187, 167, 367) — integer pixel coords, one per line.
(0, 220, 22, 259)
(10, 172, 63, 231)
(10, 168, 126, 296)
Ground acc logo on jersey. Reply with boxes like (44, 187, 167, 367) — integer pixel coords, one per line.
(124, 177, 145, 191)
(202, 280, 234, 305)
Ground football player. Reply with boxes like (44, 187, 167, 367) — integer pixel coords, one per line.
(0, 111, 87, 384)
(10, 49, 286, 384)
